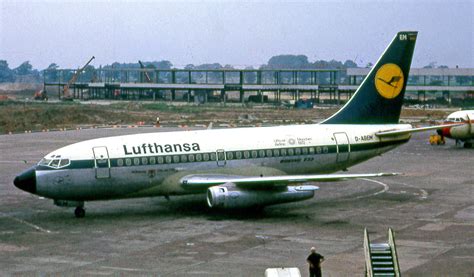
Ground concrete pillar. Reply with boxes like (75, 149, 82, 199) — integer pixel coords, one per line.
(221, 89, 226, 105)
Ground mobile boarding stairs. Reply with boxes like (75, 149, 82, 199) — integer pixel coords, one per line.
(364, 228, 401, 277)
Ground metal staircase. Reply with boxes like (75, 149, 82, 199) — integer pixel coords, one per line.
(364, 228, 401, 277)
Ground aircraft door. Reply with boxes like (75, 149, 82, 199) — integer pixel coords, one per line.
(92, 146, 111, 179)
(216, 149, 226, 167)
(333, 132, 350, 163)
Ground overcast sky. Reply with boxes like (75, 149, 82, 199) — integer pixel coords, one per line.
(0, 0, 472, 69)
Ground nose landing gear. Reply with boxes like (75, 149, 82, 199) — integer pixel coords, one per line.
(53, 200, 86, 218)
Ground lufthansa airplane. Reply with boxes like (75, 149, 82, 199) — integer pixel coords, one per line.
(13, 31, 456, 218)
(438, 110, 474, 148)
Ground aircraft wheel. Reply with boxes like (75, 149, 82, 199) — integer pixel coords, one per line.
(74, 207, 85, 218)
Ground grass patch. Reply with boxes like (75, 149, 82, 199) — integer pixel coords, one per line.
(0, 100, 149, 133)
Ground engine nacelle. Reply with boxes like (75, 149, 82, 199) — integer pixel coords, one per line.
(206, 183, 317, 209)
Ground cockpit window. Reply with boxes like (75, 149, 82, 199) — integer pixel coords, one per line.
(37, 157, 71, 169)
(50, 159, 60, 167)
(38, 158, 51, 166)
(447, 117, 463, 122)
(59, 159, 70, 167)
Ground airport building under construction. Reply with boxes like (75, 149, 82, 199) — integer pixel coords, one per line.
(43, 66, 474, 106)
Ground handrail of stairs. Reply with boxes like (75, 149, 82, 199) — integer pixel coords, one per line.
(388, 228, 401, 277)
(364, 228, 373, 277)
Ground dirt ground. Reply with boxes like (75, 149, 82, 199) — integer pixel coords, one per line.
(0, 96, 457, 134)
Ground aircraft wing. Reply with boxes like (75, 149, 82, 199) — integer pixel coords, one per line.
(375, 123, 464, 137)
(180, 172, 398, 190)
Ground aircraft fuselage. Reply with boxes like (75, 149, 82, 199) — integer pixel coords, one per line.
(22, 124, 411, 201)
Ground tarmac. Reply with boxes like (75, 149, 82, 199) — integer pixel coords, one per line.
(0, 127, 473, 276)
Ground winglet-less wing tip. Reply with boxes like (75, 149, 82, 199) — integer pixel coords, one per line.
(378, 172, 400, 177)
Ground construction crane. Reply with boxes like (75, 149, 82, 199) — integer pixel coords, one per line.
(138, 60, 152, 83)
(63, 56, 95, 100)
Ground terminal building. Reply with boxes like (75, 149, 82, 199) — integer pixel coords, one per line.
(44, 67, 474, 105)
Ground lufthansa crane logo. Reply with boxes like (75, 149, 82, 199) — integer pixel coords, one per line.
(374, 63, 404, 99)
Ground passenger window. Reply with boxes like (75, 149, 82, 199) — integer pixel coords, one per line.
(227, 152, 234, 160)
(273, 149, 280, 157)
(203, 153, 210, 161)
(210, 153, 217, 161)
(244, 151, 250, 159)
(117, 159, 124, 167)
(165, 156, 172, 163)
(188, 154, 195, 162)
(125, 158, 132, 166)
(302, 148, 308, 155)
(235, 151, 242, 159)
(173, 156, 180, 163)
(157, 156, 164, 164)
(294, 148, 301, 155)
(251, 151, 258, 158)
(316, 147, 322, 154)
(149, 157, 156, 164)
(323, 146, 329, 154)
(258, 150, 265, 158)
(309, 147, 315, 154)
(280, 149, 287, 156)
(196, 154, 203, 162)
(288, 148, 294, 156)
(181, 155, 188, 163)
(142, 157, 148, 165)
(133, 158, 140, 165)
(266, 149, 272, 157)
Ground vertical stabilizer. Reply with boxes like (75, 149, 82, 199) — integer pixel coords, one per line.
(322, 32, 417, 124)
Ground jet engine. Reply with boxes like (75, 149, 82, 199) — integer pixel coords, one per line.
(206, 183, 318, 209)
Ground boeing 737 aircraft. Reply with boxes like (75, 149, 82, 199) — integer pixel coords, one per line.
(14, 31, 458, 218)
(438, 110, 474, 148)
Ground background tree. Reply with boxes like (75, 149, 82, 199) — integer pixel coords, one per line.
(263, 55, 310, 69)
(43, 63, 59, 82)
(0, 60, 14, 82)
(343, 59, 358, 68)
(14, 61, 33, 75)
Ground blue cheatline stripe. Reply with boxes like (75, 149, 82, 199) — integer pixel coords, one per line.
(35, 138, 408, 171)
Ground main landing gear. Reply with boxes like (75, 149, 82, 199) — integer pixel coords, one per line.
(74, 206, 86, 218)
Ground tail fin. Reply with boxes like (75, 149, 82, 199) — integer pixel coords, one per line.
(322, 31, 417, 124)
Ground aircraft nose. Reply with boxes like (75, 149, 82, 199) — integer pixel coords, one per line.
(14, 166, 37, 194)
(439, 126, 452, 138)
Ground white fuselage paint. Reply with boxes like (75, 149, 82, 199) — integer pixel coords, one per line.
(443, 110, 474, 141)
(35, 124, 412, 201)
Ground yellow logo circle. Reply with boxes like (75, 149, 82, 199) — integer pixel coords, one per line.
(374, 63, 404, 99)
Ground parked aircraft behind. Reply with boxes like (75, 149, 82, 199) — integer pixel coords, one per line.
(14, 31, 458, 218)
(438, 110, 474, 148)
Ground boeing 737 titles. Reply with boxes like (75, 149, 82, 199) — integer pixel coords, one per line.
(14, 31, 460, 218)
(438, 110, 474, 148)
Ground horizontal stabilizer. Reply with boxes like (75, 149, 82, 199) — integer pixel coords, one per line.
(376, 123, 464, 137)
